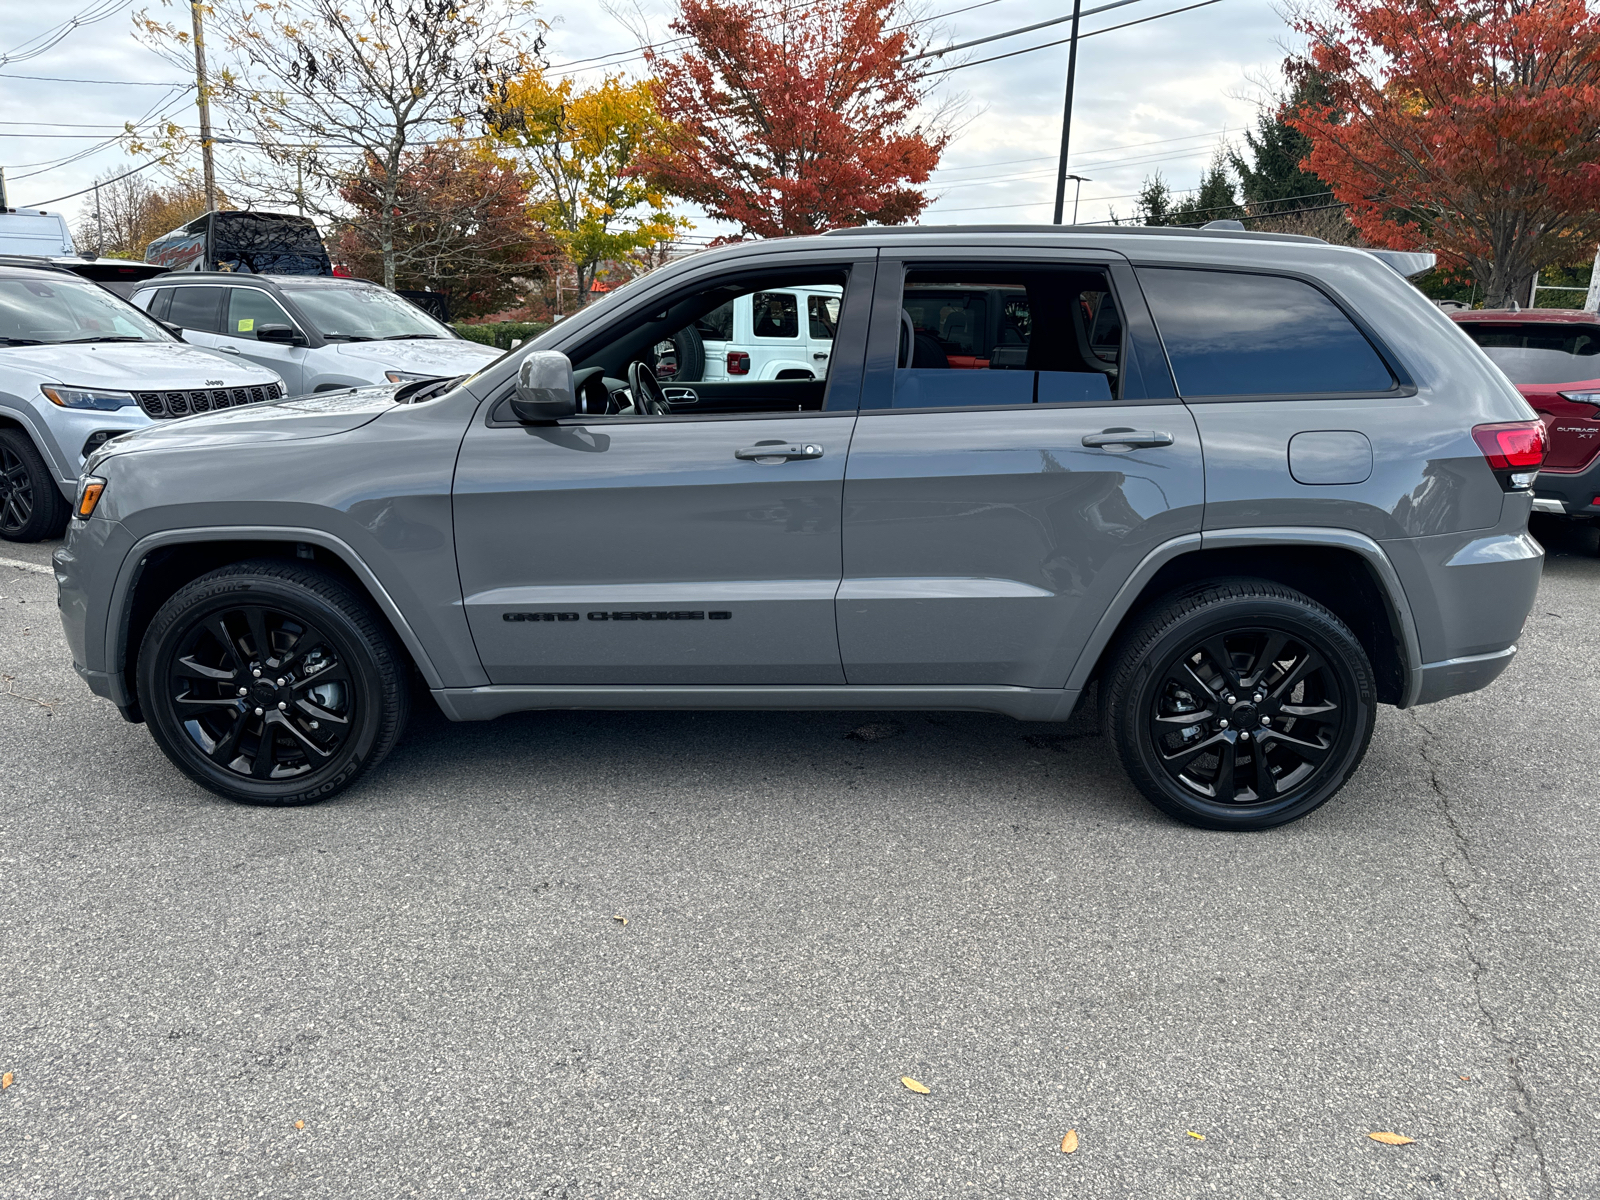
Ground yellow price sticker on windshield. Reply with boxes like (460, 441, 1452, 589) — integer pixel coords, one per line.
(237, 318, 254, 332)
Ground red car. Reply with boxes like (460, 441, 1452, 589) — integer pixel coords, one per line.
(1453, 308, 1600, 527)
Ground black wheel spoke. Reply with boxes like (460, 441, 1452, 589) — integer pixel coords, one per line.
(177, 653, 238, 683)
(207, 712, 247, 766)
(1201, 637, 1240, 692)
(1246, 632, 1288, 689)
(1260, 728, 1331, 764)
(1211, 738, 1237, 801)
(274, 712, 333, 759)
(293, 660, 351, 690)
(251, 724, 280, 777)
(1269, 650, 1324, 701)
(1252, 744, 1278, 799)
(294, 696, 348, 726)
(244, 607, 273, 667)
(176, 694, 244, 709)
(1280, 699, 1338, 720)
(278, 621, 328, 671)
(1158, 730, 1228, 769)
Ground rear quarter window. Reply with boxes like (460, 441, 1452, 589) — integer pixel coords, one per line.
(1138, 267, 1395, 397)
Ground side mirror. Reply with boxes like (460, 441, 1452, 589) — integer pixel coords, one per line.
(257, 323, 305, 345)
(510, 350, 576, 423)
(159, 319, 186, 342)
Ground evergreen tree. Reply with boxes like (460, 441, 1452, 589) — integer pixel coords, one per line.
(1171, 153, 1241, 225)
(1228, 75, 1333, 211)
(1134, 172, 1174, 225)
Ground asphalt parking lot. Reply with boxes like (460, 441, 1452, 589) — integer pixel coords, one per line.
(2, 525, 1598, 1199)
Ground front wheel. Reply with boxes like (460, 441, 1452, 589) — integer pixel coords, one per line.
(0, 428, 69, 543)
(1103, 579, 1376, 831)
(137, 560, 410, 805)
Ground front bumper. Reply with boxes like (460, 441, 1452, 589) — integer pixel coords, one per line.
(54, 514, 140, 716)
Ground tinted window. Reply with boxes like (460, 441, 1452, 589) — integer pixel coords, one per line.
(1459, 322, 1600, 385)
(886, 267, 1119, 409)
(751, 292, 798, 338)
(225, 287, 296, 339)
(212, 213, 330, 275)
(696, 301, 733, 342)
(1139, 268, 1393, 396)
(167, 286, 225, 333)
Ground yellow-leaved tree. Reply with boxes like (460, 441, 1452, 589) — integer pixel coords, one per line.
(489, 71, 685, 308)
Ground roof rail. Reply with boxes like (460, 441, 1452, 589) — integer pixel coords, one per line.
(820, 223, 1327, 244)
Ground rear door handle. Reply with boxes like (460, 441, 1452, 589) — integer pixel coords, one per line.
(1082, 428, 1174, 451)
(736, 442, 825, 463)
(812, 352, 829, 360)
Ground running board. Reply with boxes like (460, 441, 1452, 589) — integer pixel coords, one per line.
(431, 684, 1083, 723)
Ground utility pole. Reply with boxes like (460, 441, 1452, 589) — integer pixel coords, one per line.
(94, 181, 103, 257)
(295, 161, 304, 216)
(1050, 0, 1085, 225)
(1065, 173, 1090, 224)
(0, 166, 9, 210)
(191, 1, 217, 212)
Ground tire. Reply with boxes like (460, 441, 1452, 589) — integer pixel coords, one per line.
(136, 559, 410, 806)
(1102, 578, 1376, 831)
(0, 428, 70, 543)
(671, 325, 705, 382)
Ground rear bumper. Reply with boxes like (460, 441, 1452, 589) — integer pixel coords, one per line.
(1413, 646, 1517, 705)
(1533, 457, 1600, 517)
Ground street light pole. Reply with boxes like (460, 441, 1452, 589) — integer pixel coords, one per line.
(1065, 173, 1090, 224)
(1050, 0, 1085, 225)
(190, 0, 217, 212)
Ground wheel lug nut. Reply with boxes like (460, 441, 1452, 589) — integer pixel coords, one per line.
(310, 721, 319, 730)
(1218, 719, 1229, 729)
(1254, 692, 1263, 702)
(276, 678, 285, 686)
(237, 687, 248, 696)
(1260, 715, 1270, 726)
(1224, 694, 1235, 704)
(1240, 731, 1251, 741)
(252, 669, 261, 678)
(278, 701, 287, 711)
(254, 707, 264, 717)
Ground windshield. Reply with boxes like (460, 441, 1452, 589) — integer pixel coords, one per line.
(213, 213, 330, 275)
(0, 275, 173, 345)
(1461, 322, 1600, 385)
(283, 284, 452, 340)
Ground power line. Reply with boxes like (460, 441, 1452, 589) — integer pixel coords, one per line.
(19, 154, 169, 207)
(929, 130, 1229, 176)
(922, 0, 1229, 77)
(0, 72, 188, 85)
(0, 0, 132, 67)
(902, 0, 1147, 62)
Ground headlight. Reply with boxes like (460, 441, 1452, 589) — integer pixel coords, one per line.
(74, 475, 106, 520)
(41, 385, 137, 411)
(384, 370, 435, 384)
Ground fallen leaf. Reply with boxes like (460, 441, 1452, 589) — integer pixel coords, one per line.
(1185, 1131, 1205, 1141)
(1368, 1132, 1415, 1145)
(613, 915, 627, 926)
(294, 1120, 305, 1130)
(1060, 1129, 1078, 1154)
(846, 722, 902, 742)
(1, 1072, 11, 1090)
(1459, 1075, 1471, 1081)
(901, 1076, 930, 1094)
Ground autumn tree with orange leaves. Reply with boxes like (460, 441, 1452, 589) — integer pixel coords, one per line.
(641, 0, 950, 238)
(1291, 0, 1600, 308)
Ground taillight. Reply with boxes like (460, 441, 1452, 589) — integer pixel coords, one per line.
(1472, 420, 1546, 491)
(726, 351, 750, 376)
(1472, 421, 1546, 469)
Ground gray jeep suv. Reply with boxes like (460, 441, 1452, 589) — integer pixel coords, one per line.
(54, 226, 1546, 829)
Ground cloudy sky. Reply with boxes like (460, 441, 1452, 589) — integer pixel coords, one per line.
(0, 0, 1298, 247)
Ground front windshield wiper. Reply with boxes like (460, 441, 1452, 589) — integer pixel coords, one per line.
(59, 335, 150, 344)
(322, 334, 375, 342)
(0, 336, 45, 346)
(382, 333, 443, 340)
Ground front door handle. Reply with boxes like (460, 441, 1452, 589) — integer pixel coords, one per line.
(1082, 428, 1174, 451)
(216, 345, 242, 355)
(735, 442, 824, 463)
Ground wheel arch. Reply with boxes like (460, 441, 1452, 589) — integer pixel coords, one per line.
(111, 528, 444, 718)
(1068, 529, 1422, 708)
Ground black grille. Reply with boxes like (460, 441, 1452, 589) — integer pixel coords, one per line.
(135, 381, 283, 420)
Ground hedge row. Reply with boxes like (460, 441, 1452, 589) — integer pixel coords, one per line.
(452, 321, 552, 349)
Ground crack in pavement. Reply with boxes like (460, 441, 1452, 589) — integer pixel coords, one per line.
(1405, 708, 1553, 1200)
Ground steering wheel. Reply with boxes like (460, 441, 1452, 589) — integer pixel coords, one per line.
(627, 359, 672, 416)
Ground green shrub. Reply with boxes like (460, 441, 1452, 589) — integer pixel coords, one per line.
(453, 321, 552, 349)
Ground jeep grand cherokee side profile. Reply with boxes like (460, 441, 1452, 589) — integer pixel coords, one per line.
(54, 226, 1545, 830)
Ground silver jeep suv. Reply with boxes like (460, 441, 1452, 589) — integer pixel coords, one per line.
(54, 226, 1545, 829)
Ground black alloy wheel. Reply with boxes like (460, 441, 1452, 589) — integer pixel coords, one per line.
(1104, 579, 1376, 831)
(0, 428, 69, 543)
(138, 560, 409, 805)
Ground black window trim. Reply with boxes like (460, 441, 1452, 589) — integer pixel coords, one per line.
(1131, 261, 1417, 404)
(861, 252, 1181, 413)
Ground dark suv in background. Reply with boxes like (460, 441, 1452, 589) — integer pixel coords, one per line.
(56, 226, 1544, 830)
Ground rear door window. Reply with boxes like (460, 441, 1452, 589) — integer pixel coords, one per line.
(1458, 322, 1600, 385)
(750, 292, 799, 338)
(166, 286, 225, 333)
(1138, 268, 1394, 397)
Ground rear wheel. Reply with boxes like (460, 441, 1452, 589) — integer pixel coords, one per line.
(137, 560, 409, 805)
(0, 428, 69, 543)
(1103, 579, 1376, 831)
